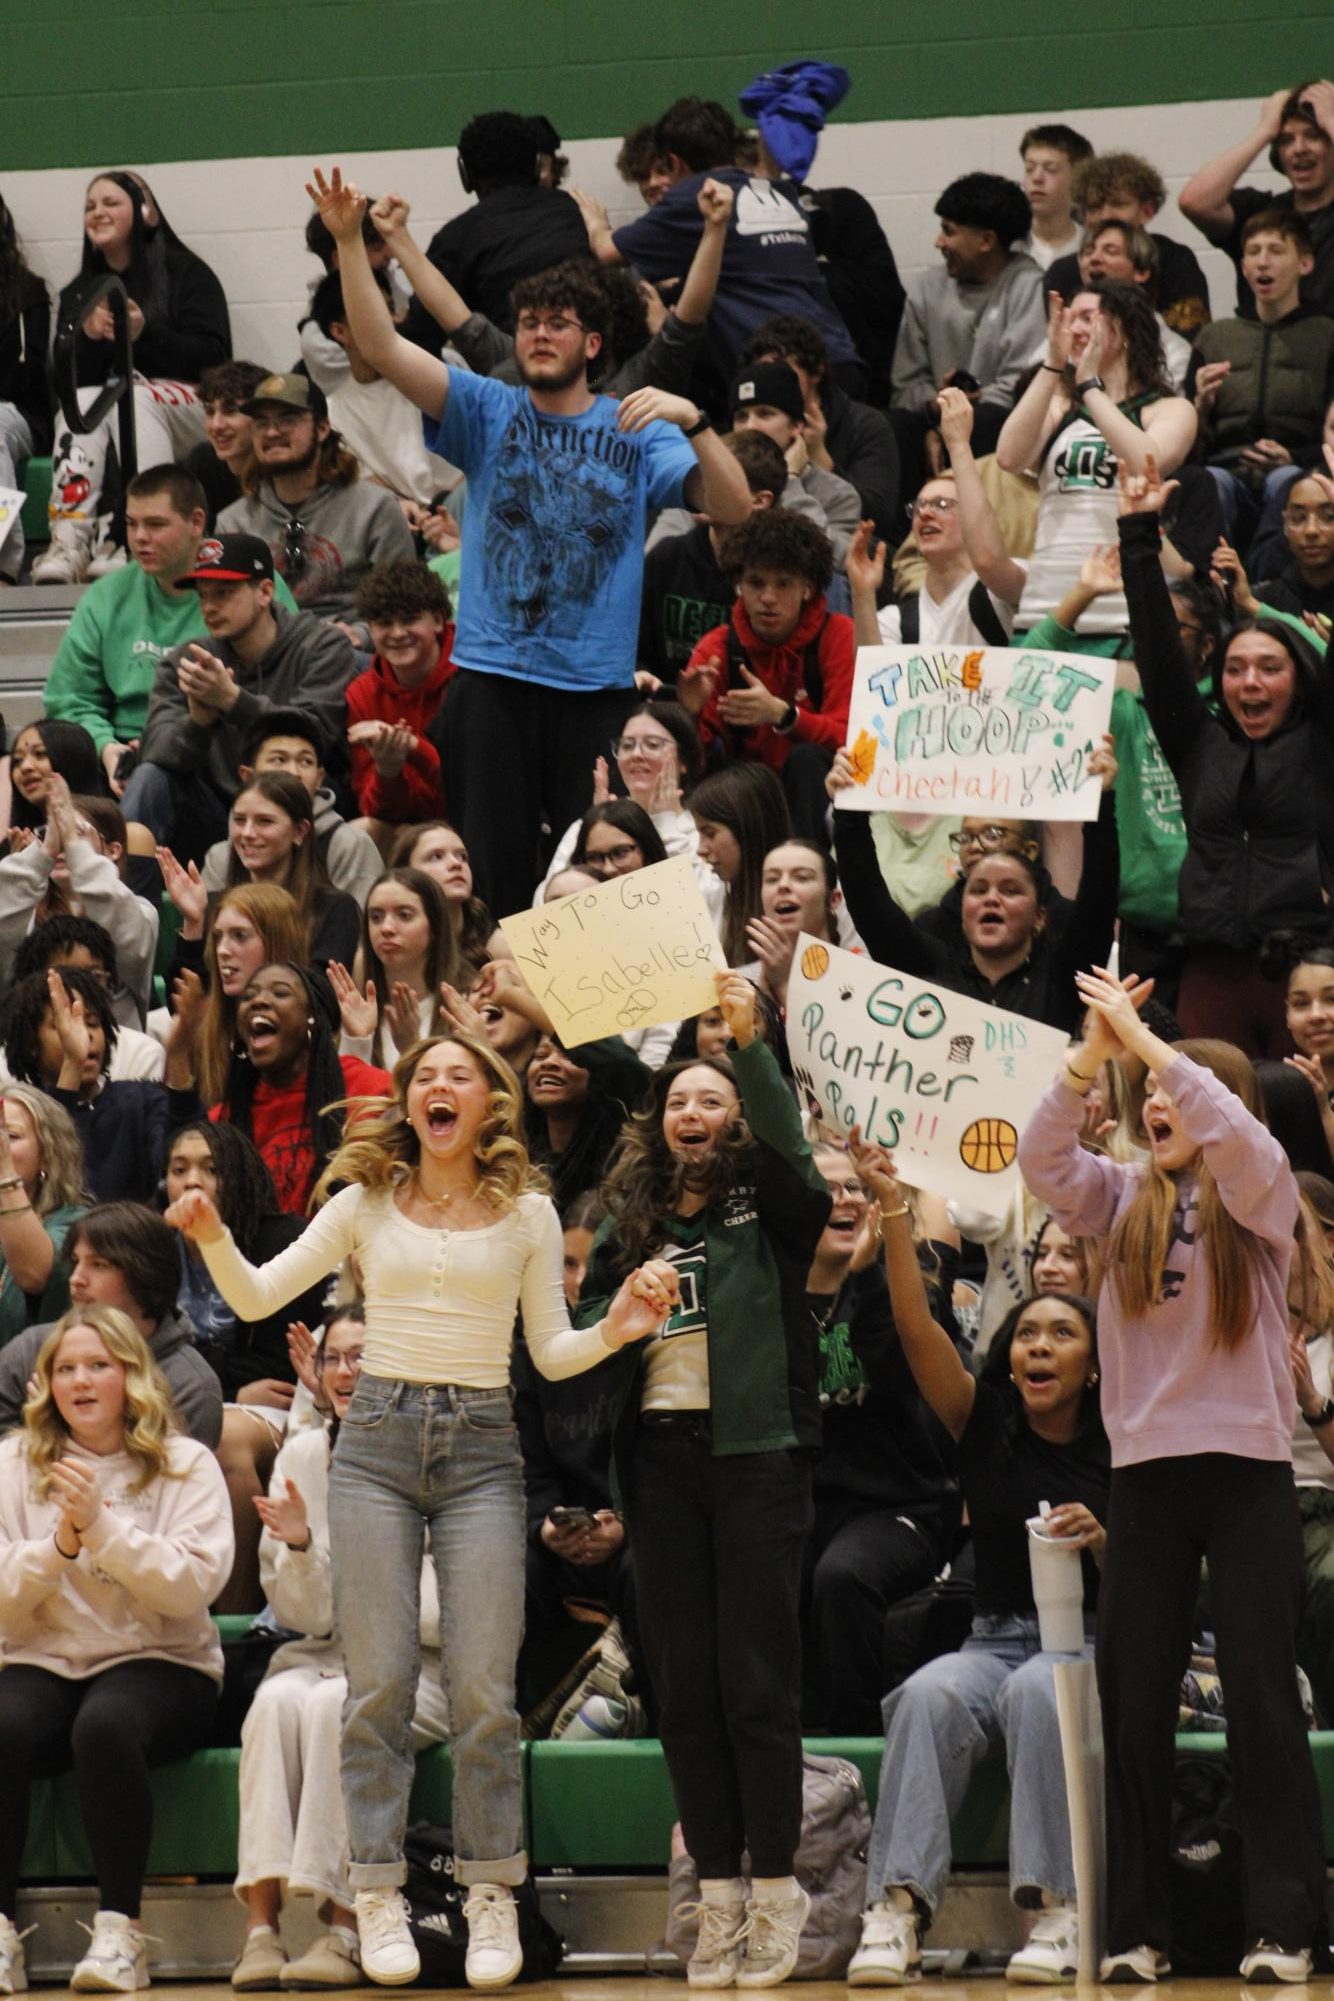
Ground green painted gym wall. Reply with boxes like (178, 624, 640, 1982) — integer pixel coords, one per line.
(0, 0, 1326, 173)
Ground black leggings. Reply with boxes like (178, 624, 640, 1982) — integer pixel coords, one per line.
(1097, 1455, 1324, 1956)
(0, 1659, 218, 1917)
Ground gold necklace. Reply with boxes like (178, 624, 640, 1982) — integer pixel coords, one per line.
(415, 1175, 480, 1212)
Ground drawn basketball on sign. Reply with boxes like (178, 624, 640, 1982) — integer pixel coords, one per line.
(800, 942, 830, 981)
(959, 1118, 1018, 1173)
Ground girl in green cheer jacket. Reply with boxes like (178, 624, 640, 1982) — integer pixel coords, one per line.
(578, 971, 832, 1991)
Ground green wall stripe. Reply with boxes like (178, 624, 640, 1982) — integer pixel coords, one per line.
(1, 1, 1327, 172)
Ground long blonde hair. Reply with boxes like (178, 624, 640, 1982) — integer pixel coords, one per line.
(24, 1304, 180, 1497)
(1109, 1039, 1267, 1351)
(313, 1032, 545, 1212)
(197, 883, 307, 1105)
(1, 1083, 90, 1216)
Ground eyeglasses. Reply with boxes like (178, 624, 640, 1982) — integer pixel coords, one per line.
(283, 517, 308, 582)
(585, 842, 641, 869)
(320, 1346, 364, 1373)
(257, 408, 308, 431)
(515, 312, 584, 337)
(907, 496, 959, 522)
(611, 734, 675, 759)
(948, 824, 1016, 855)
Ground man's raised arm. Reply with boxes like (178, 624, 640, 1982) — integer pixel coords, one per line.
(306, 165, 448, 420)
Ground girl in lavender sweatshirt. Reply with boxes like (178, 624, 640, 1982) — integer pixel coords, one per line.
(1017, 969, 1325, 1985)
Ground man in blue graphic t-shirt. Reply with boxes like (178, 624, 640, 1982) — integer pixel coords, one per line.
(308, 165, 751, 919)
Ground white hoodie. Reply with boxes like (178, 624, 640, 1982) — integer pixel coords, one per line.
(0, 1431, 232, 1681)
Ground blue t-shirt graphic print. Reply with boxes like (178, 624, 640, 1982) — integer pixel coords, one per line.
(425, 370, 696, 693)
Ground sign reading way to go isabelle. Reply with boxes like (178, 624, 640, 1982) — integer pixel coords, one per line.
(840, 642, 1116, 820)
(499, 854, 725, 1046)
(789, 935, 1068, 1217)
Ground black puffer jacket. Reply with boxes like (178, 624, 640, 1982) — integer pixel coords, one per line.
(1120, 509, 1334, 951)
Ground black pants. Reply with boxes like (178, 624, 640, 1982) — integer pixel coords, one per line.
(1097, 1455, 1324, 1956)
(437, 668, 640, 919)
(802, 1500, 946, 1733)
(0, 1659, 218, 1917)
(781, 742, 835, 848)
(625, 1426, 812, 1878)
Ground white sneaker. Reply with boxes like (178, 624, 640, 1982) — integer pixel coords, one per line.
(1007, 1904, 1079, 1983)
(31, 538, 89, 584)
(1098, 1945, 1171, 1984)
(681, 1899, 747, 1988)
(0, 1916, 32, 1995)
(1239, 1940, 1313, 1983)
(462, 1885, 521, 1991)
(70, 1912, 149, 1992)
(847, 1900, 921, 1986)
(353, 1890, 418, 1986)
(735, 1882, 811, 1988)
(87, 542, 127, 578)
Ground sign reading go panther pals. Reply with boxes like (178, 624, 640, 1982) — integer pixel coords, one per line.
(789, 935, 1068, 1217)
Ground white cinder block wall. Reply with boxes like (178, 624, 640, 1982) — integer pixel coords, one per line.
(1, 99, 1279, 374)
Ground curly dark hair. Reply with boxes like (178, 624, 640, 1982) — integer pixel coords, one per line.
(1072, 152, 1165, 216)
(571, 799, 669, 870)
(741, 313, 829, 382)
(652, 97, 742, 175)
(218, 963, 348, 1210)
(1078, 278, 1172, 400)
(598, 264, 651, 372)
(510, 259, 609, 346)
(598, 1055, 749, 1273)
(616, 124, 663, 188)
(165, 1118, 283, 1262)
(716, 506, 835, 594)
(0, 966, 118, 1087)
(356, 558, 451, 626)
(935, 172, 1031, 246)
(14, 914, 118, 984)
(198, 360, 270, 410)
(458, 111, 541, 192)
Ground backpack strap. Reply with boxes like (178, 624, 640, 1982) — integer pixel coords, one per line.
(966, 580, 1010, 649)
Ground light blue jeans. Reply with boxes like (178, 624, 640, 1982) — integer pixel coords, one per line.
(328, 1375, 528, 1890)
(867, 1612, 1093, 1918)
(0, 402, 33, 581)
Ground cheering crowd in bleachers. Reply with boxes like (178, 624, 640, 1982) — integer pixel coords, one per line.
(1, 56, 1334, 1997)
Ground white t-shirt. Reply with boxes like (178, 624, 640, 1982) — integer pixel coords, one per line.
(878, 570, 1018, 650)
(1018, 227, 1082, 272)
(327, 374, 460, 505)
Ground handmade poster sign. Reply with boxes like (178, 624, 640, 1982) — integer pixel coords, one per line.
(789, 935, 1067, 1215)
(500, 854, 725, 1045)
(840, 643, 1116, 820)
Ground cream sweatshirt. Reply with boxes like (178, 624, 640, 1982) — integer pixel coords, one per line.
(0, 1431, 232, 1680)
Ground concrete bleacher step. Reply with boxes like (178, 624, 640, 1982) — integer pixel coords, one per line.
(0, 582, 81, 730)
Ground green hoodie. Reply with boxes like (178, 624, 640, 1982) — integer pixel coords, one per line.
(578, 1037, 832, 1459)
(45, 564, 296, 755)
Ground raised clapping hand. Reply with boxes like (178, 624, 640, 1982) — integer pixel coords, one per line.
(845, 519, 885, 601)
(163, 1188, 227, 1246)
(177, 643, 239, 715)
(385, 981, 422, 1055)
(1072, 966, 1156, 1067)
(676, 652, 721, 719)
(1078, 543, 1122, 597)
(591, 754, 613, 807)
(1117, 452, 1179, 517)
(848, 1126, 902, 1209)
(604, 1258, 682, 1348)
(255, 1477, 309, 1548)
(715, 968, 757, 1048)
(305, 165, 367, 244)
(825, 745, 856, 801)
(156, 846, 208, 931)
(47, 970, 92, 1082)
(1044, 290, 1073, 373)
(327, 961, 378, 1041)
(49, 1456, 102, 1547)
(936, 385, 975, 455)
(42, 773, 78, 857)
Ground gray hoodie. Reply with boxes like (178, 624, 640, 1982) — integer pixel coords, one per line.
(0, 1307, 223, 1449)
(139, 606, 358, 805)
(218, 477, 415, 619)
(201, 784, 382, 905)
(892, 253, 1047, 412)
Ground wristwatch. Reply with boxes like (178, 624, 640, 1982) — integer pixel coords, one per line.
(776, 701, 799, 732)
(1074, 375, 1106, 400)
(682, 412, 713, 439)
(1303, 1397, 1334, 1429)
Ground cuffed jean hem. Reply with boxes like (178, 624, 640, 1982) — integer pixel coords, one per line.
(454, 1849, 528, 1888)
(348, 1861, 408, 1892)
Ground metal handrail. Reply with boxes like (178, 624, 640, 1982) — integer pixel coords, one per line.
(51, 272, 138, 491)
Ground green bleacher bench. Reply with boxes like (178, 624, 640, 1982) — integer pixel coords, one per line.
(20, 457, 51, 547)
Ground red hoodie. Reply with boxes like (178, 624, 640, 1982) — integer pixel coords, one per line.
(689, 595, 854, 772)
(345, 631, 456, 822)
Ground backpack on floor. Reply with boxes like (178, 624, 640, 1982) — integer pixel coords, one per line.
(401, 1823, 563, 1986)
(665, 1752, 871, 1978)
(1167, 1756, 1246, 1975)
